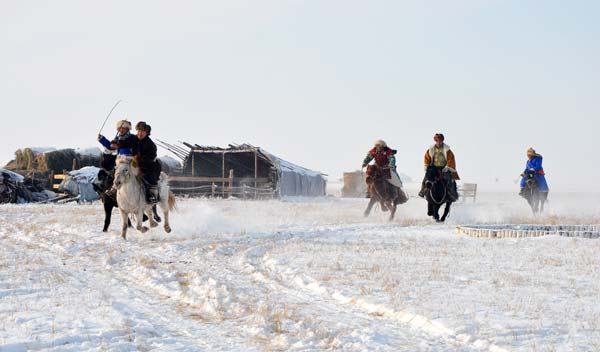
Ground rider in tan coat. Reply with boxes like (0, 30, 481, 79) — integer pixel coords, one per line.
(418, 134, 460, 199)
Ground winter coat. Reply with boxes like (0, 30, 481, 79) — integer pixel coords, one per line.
(520, 155, 549, 192)
(117, 135, 162, 182)
(98, 133, 134, 156)
(424, 143, 460, 180)
(363, 147, 398, 179)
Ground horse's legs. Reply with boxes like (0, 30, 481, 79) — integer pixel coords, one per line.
(136, 208, 149, 233)
(433, 204, 441, 221)
(103, 201, 113, 232)
(540, 200, 545, 213)
(364, 197, 377, 218)
(162, 209, 171, 233)
(152, 204, 162, 223)
(427, 202, 434, 216)
(440, 202, 452, 222)
(389, 203, 397, 222)
(532, 196, 540, 214)
(120, 210, 129, 240)
(145, 205, 158, 228)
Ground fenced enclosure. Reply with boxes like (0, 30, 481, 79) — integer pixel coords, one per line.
(456, 224, 600, 239)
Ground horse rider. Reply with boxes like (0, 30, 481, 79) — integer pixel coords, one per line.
(97, 120, 134, 157)
(115, 121, 162, 204)
(418, 133, 460, 200)
(362, 140, 404, 190)
(519, 147, 549, 196)
(95, 120, 134, 198)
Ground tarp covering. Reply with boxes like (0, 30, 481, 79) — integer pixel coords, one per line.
(262, 151, 326, 197)
(58, 166, 101, 202)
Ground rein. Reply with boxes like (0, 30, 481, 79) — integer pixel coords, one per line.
(428, 170, 448, 205)
(429, 181, 447, 205)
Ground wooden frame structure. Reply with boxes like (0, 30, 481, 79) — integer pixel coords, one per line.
(157, 142, 278, 198)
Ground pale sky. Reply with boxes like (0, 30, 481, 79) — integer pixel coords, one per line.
(1, 1, 598, 191)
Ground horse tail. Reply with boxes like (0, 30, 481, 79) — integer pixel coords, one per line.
(168, 191, 177, 211)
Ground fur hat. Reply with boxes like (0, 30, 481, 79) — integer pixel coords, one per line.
(116, 120, 132, 131)
(374, 139, 387, 148)
(136, 121, 152, 135)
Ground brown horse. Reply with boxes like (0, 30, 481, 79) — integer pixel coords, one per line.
(363, 164, 408, 221)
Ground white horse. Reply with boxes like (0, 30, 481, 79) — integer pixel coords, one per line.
(114, 155, 176, 239)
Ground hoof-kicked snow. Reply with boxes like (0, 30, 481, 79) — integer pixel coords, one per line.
(1, 196, 600, 351)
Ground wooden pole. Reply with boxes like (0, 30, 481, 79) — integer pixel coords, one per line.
(221, 152, 225, 198)
(191, 152, 195, 196)
(254, 150, 258, 199)
(228, 169, 234, 198)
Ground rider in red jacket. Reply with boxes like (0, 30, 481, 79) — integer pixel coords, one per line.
(362, 140, 403, 188)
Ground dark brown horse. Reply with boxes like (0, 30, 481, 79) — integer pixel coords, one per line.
(363, 164, 408, 221)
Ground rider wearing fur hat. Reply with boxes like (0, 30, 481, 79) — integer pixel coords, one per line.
(116, 121, 162, 204)
(362, 140, 404, 188)
(98, 120, 134, 156)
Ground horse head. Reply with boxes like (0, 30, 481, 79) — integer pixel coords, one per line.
(425, 166, 443, 183)
(365, 165, 383, 185)
(114, 156, 139, 189)
(524, 170, 538, 189)
(93, 169, 113, 194)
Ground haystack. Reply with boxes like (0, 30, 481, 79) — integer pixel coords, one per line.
(341, 171, 366, 198)
(4, 147, 103, 174)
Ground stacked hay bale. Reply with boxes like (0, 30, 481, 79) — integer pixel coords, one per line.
(341, 171, 366, 198)
(35, 149, 79, 173)
(5, 148, 103, 174)
(4, 147, 103, 190)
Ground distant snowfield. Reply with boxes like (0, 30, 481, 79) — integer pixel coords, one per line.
(1, 194, 600, 351)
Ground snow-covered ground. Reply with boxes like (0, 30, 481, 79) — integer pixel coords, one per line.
(1, 193, 600, 351)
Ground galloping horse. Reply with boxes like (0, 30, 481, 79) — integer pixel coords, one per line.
(114, 155, 176, 239)
(363, 164, 408, 221)
(521, 169, 548, 214)
(424, 166, 456, 222)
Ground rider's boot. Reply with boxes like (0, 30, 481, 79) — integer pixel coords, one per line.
(418, 181, 429, 198)
(146, 185, 159, 204)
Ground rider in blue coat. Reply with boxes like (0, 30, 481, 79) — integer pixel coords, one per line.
(97, 120, 134, 156)
(520, 148, 549, 193)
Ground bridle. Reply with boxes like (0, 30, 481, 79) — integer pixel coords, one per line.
(114, 158, 134, 189)
(428, 169, 448, 205)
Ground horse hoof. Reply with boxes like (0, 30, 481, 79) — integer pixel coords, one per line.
(103, 229, 108, 233)
(154, 216, 162, 223)
(164, 226, 172, 234)
(140, 226, 149, 233)
(150, 222, 159, 228)
(122, 233, 127, 240)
